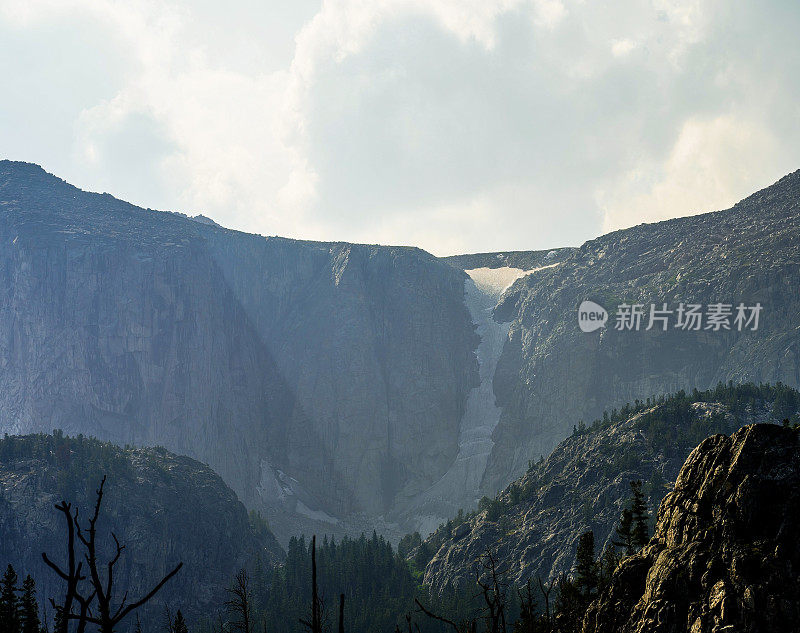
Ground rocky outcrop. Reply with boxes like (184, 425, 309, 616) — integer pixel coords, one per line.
(485, 170, 800, 494)
(0, 433, 282, 628)
(583, 423, 800, 633)
(420, 385, 797, 593)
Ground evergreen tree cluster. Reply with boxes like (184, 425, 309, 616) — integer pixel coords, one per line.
(0, 431, 133, 500)
(0, 564, 46, 633)
(571, 381, 800, 442)
(234, 532, 476, 633)
(551, 480, 651, 633)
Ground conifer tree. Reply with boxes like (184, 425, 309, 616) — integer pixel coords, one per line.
(574, 531, 598, 601)
(173, 610, 189, 633)
(20, 575, 41, 633)
(597, 547, 619, 594)
(612, 508, 634, 555)
(0, 563, 20, 633)
(630, 480, 650, 548)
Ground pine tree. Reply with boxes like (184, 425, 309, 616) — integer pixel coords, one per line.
(20, 576, 41, 633)
(573, 531, 598, 601)
(173, 610, 189, 633)
(597, 547, 619, 594)
(0, 564, 20, 633)
(613, 508, 634, 555)
(630, 480, 650, 548)
(553, 575, 582, 633)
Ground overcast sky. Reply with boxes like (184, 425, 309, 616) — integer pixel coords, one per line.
(1, 1, 799, 255)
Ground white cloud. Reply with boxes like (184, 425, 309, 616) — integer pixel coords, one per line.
(611, 38, 636, 58)
(0, 0, 799, 254)
(597, 114, 788, 232)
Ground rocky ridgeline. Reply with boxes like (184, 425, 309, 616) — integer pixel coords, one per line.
(584, 423, 800, 633)
(420, 384, 797, 593)
(0, 434, 282, 626)
(485, 169, 800, 493)
(443, 248, 574, 271)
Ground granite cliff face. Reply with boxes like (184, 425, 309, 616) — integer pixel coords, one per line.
(0, 433, 281, 628)
(484, 170, 800, 494)
(1, 159, 799, 542)
(0, 161, 478, 541)
(583, 423, 800, 633)
(420, 385, 798, 593)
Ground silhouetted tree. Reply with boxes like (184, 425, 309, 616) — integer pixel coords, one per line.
(20, 575, 41, 633)
(573, 532, 598, 602)
(553, 575, 582, 633)
(0, 564, 20, 633)
(43, 476, 183, 633)
(630, 481, 650, 548)
(597, 547, 619, 594)
(476, 550, 508, 633)
(299, 535, 322, 633)
(513, 580, 538, 633)
(613, 508, 634, 555)
(172, 610, 189, 633)
(43, 500, 93, 633)
(226, 570, 253, 633)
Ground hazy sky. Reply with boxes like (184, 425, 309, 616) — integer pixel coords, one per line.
(1, 1, 799, 255)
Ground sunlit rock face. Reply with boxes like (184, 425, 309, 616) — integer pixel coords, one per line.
(584, 423, 800, 633)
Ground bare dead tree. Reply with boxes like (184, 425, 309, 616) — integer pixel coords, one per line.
(225, 569, 254, 633)
(476, 550, 508, 633)
(42, 501, 95, 633)
(44, 477, 183, 633)
(300, 535, 323, 633)
(415, 596, 478, 633)
(398, 613, 420, 633)
(537, 576, 555, 625)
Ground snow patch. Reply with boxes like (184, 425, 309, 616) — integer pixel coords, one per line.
(409, 266, 533, 533)
(256, 459, 339, 524)
(295, 500, 339, 524)
(463, 266, 531, 301)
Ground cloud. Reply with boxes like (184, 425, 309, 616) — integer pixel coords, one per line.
(0, 0, 798, 255)
(597, 114, 787, 232)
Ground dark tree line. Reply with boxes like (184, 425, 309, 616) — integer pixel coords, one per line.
(0, 564, 47, 633)
(6, 474, 649, 633)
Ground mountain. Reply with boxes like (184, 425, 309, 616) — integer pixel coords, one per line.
(584, 422, 800, 633)
(0, 160, 799, 541)
(483, 170, 800, 493)
(0, 433, 282, 627)
(419, 383, 800, 592)
(0, 160, 478, 541)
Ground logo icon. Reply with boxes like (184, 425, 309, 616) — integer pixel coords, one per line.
(578, 300, 608, 332)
